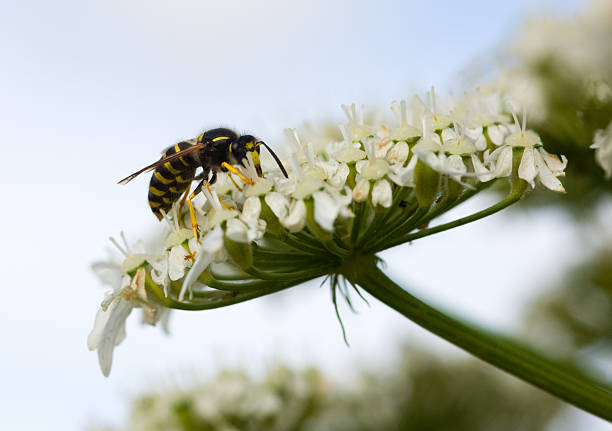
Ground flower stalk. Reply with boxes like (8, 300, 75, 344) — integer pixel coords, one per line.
(342, 255, 612, 421)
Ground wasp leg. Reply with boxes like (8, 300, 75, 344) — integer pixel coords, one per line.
(177, 183, 192, 228)
(206, 183, 233, 209)
(188, 192, 200, 241)
(221, 162, 254, 185)
(188, 179, 207, 242)
(227, 172, 243, 192)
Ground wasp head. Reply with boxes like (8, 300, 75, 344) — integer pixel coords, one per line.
(232, 135, 263, 177)
(232, 135, 289, 180)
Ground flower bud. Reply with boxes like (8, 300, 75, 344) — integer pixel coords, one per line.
(371, 179, 392, 208)
(352, 178, 370, 202)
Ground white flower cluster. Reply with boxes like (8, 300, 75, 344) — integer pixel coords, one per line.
(516, 0, 612, 89)
(90, 89, 567, 376)
(494, 0, 612, 131)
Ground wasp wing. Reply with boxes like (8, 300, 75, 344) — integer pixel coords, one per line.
(118, 143, 205, 185)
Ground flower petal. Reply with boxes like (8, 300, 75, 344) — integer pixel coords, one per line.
(264, 192, 290, 219)
(518, 147, 537, 188)
(387, 142, 409, 165)
(538, 148, 567, 176)
(487, 125, 507, 146)
(226, 218, 249, 243)
(371, 179, 392, 208)
(313, 191, 339, 231)
(95, 299, 133, 377)
(241, 196, 262, 224)
(534, 149, 566, 193)
(280, 199, 306, 232)
(168, 246, 189, 281)
(493, 146, 513, 178)
(180, 227, 224, 300)
(474, 134, 487, 151)
(470, 154, 494, 182)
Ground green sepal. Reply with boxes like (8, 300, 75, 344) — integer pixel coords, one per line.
(444, 174, 464, 203)
(346, 164, 358, 189)
(414, 159, 440, 209)
(224, 235, 253, 271)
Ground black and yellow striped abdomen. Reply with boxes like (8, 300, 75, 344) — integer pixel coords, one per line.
(148, 142, 197, 220)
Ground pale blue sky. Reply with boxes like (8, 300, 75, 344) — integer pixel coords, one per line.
(4, 1, 607, 430)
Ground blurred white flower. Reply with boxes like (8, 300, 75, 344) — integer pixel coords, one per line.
(591, 122, 612, 178)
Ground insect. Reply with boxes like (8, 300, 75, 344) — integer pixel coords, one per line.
(118, 127, 288, 240)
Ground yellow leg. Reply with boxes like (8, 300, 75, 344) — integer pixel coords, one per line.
(188, 192, 200, 241)
(177, 183, 192, 228)
(227, 172, 243, 192)
(206, 183, 233, 209)
(221, 162, 254, 185)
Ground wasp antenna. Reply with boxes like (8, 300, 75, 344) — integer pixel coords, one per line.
(260, 142, 289, 178)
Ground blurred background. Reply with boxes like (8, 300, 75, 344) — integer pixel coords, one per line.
(2, 0, 611, 429)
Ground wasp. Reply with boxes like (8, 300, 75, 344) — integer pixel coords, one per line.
(118, 128, 288, 240)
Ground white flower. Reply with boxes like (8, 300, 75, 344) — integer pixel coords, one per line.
(327, 186, 354, 219)
(413, 129, 442, 155)
(490, 111, 567, 191)
(332, 133, 367, 163)
(386, 141, 409, 165)
(486, 146, 513, 178)
(342, 103, 374, 141)
(518, 147, 567, 192)
(444, 154, 468, 183)
(591, 122, 612, 178)
(280, 199, 307, 232)
(265, 192, 290, 219)
(318, 160, 350, 188)
(168, 245, 192, 280)
(388, 154, 417, 187)
(88, 267, 165, 377)
(371, 179, 392, 208)
(441, 127, 477, 155)
(244, 178, 274, 197)
(264, 192, 307, 232)
(356, 158, 390, 181)
(470, 154, 495, 182)
(226, 218, 250, 243)
(487, 124, 508, 147)
(424, 86, 452, 130)
(240, 196, 266, 242)
(180, 226, 225, 300)
(312, 191, 340, 231)
(148, 244, 195, 295)
(390, 99, 421, 141)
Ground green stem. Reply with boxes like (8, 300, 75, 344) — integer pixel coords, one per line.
(373, 181, 526, 253)
(346, 259, 612, 421)
(242, 264, 333, 281)
(144, 272, 289, 311)
(356, 187, 412, 248)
